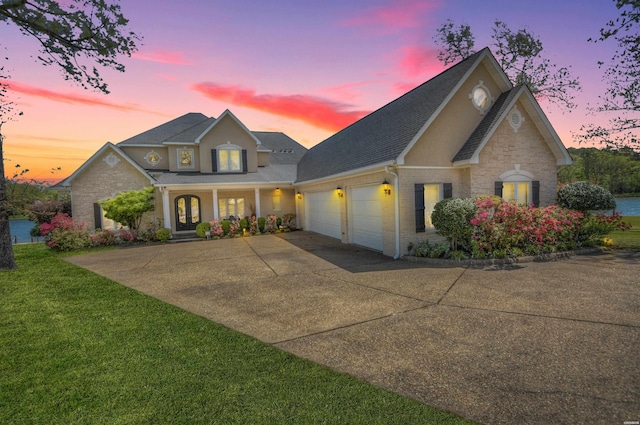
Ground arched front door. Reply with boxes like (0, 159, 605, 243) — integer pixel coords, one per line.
(175, 195, 201, 231)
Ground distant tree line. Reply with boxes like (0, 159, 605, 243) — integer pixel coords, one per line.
(559, 147, 640, 195)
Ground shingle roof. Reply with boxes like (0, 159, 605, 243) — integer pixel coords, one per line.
(295, 49, 487, 183)
(452, 86, 521, 162)
(118, 113, 212, 145)
(253, 132, 307, 165)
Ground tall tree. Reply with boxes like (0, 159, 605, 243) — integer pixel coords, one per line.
(0, 0, 141, 270)
(577, 0, 639, 150)
(433, 19, 581, 110)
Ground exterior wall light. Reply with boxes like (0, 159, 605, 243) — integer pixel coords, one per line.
(382, 179, 391, 196)
(297, 192, 302, 199)
(336, 186, 344, 198)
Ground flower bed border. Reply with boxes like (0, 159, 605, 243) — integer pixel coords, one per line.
(402, 247, 604, 267)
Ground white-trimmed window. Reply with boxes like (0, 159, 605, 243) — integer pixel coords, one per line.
(503, 182, 531, 205)
(219, 198, 245, 219)
(218, 147, 241, 172)
(424, 184, 442, 229)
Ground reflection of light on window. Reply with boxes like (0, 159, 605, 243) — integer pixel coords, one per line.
(178, 198, 187, 224)
(219, 198, 245, 219)
(219, 149, 241, 172)
(424, 184, 441, 229)
(191, 197, 200, 223)
(503, 182, 530, 205)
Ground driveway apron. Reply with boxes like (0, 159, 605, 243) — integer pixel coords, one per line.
(66, 232, 640, 425)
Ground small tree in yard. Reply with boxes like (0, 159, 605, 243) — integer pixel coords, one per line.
(99, 187, 154, 231)
(431, 197, 477, 251)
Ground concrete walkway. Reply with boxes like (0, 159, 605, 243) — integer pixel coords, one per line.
(65, 232, 640, 425)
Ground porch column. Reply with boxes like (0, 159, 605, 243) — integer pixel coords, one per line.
(212, 188, 219, 220)
(161, 187, 171, 230)
(254, 188, 261, 217)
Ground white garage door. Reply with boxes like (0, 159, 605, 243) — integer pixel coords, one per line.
(305, 191, 341, 239)
(349, 185, 383, 251)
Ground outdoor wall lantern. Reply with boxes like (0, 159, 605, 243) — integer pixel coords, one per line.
(382, 179, 391, 196)
(336, 186, 344, 198)
(297, 192, 302, 199)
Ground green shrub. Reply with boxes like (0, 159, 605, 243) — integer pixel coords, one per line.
(431, 198, 477, 251)
(195, 222, 211, 238)
(221, 220, 231, 236)
(156, 228, 172, 242)
(428, 241, 450, 258)
(414, 240, 431, 257)
(258, 217, 266, 233)
(239, 218, 248, 230)
(556, 182, 616, 212)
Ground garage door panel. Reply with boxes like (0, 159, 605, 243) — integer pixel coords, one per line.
(306, 191, 341, 240)
(350, 186, 383, 251)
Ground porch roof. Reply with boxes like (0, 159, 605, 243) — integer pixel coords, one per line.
(154, 164, 298, 185)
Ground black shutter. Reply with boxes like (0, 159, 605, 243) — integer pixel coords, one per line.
(241, 150, 248, 174)
(532, 181, 540, 207)
(211, 149, 217, 173)
(443, 183, 453, 199)
(93, 203, 102, 230)
(414, 184, 425, 233)
(494, 181, 503, 197)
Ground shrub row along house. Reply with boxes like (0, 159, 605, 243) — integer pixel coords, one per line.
(57, 48, 572, 258)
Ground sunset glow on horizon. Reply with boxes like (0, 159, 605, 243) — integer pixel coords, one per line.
(0, 0, 630, 184)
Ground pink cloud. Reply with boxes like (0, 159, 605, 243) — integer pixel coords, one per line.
(132, 49, 194, 66)
(342, 0, 438, 33)
(398, 45, 444, 78)
(320, 79, 386, 102)
(190, 82, 370, 132)
(1, 79, 163, 114)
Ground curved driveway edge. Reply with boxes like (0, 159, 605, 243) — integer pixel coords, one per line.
(65, 232, 640, 425)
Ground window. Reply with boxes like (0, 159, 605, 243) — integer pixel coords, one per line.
(424, 185, 442, 229)
(219, 198, 245, 219)
(219, 148, 241, 172)
(496, 180, 540, 207)
(503, 182, 531, 205)
(415, 183, 452, 233)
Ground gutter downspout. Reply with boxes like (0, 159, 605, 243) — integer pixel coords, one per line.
(385, 165, 401, 260)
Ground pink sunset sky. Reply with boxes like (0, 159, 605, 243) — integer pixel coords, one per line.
(0, 0, 629, 183)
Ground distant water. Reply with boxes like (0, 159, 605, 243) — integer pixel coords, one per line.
(8, 219, 38, 244)
(615, 198, 640, 216)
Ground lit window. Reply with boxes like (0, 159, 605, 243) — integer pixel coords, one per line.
(219, 198, 245, 219)
(424, 184, 442, 229)
(177, 148, 194, 169)
(219, 148, 241, 172)
(503, 182, 530, 205)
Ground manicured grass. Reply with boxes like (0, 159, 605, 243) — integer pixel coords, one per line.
(609, 216, 640, 251)
(1, 244, 473, 425)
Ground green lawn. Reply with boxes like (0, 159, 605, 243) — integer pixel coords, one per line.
(0, 244, 473, 425)
(609, 216, 640, 251)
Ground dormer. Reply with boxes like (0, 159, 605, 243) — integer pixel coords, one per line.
(196, 110, 262, 173)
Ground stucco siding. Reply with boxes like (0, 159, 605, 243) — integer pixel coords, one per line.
(404, 62, 504, 167)
(198, 115, 258, 173)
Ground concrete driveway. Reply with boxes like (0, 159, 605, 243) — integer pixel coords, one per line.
(66, 231, 640, 425)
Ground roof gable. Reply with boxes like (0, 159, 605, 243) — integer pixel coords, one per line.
(452, 85, 572, 165)
(252, 132, 308, 165)
(296, 48, 511, 183)
(195, 109, 262, 146)
(57, 143, 155, 187)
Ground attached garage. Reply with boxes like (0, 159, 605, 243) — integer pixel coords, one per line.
(348, 185, 383, 251)
(305, 191, 342, 240)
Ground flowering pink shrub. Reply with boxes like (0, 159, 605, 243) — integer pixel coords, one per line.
(265, 214, 278, 233)
(41, 213, 91, 251)
(470, 197, 584, 257)
(209, 219, 224, 238)
(249, 216, 259, 235)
